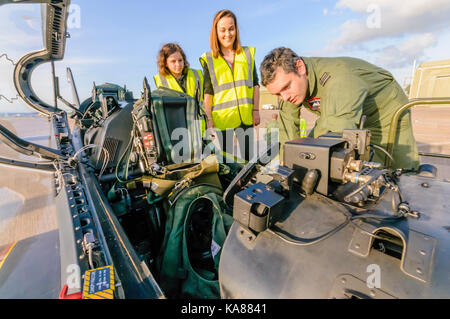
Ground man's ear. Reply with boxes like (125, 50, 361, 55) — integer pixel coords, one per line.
(296, 59, 306, 76)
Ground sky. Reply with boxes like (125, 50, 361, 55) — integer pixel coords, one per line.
(1, 0, 450, 113)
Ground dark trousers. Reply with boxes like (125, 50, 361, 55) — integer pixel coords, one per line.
(217, 124, 254, 162)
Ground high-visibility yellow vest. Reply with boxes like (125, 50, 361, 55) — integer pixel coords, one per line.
(300, 118, 307, 138)
(153, 68, 203, 101)
(154, 68, 206, 137)
(200, 46, 255, 131)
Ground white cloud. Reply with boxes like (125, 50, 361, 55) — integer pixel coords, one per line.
(0, 4, 43, 58)
(318, 0, 450, 76)
(0, 4, 45, 113)
(332, 0, 450, 47)
(0, 5, 119, 113)
(21, 15, 40, 31)
(375, 33, 437, 68)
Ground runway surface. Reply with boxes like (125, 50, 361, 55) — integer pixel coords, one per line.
(0, 116, 58, 247)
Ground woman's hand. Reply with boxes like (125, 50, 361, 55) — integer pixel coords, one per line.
(204, 94, 215, 138)
(253, 109, 260, 126)
(253, 85, 260, 126)
(207, 118, 215, 138)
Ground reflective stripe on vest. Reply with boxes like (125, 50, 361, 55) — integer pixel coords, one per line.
(200, 46, 255, 131)
(153, 69, 203, 101)
(300, 118, 307, 138)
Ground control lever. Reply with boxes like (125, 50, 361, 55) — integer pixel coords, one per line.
(359, 115, 367, 129)
(223, 142, 279, 207)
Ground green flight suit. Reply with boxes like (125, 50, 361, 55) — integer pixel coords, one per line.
(264, 119, 279, 147)
(278, 57, 419, 169)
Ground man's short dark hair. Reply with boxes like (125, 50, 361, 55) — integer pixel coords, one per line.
(260, 47, 301, 86)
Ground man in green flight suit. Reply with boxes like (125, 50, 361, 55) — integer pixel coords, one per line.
(260, 47, 419, 169)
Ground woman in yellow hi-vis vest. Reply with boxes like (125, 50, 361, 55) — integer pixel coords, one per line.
(200, 9, 260, 162)
(154, 43, 203, 101)
(154, 43, 205, 136)
(300, 118, 307, 138)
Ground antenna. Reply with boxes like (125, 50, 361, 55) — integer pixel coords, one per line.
(92, 82, 97, 102)
(66, 67, 81, 108)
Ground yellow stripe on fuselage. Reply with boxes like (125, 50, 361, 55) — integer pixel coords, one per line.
(0, 242, 17, 270)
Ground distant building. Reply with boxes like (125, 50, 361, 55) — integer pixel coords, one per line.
(410, 59, 450, 100)
(259, 86, 280, 109)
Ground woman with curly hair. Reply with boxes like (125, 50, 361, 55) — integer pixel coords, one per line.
(154, 43, 203, 103)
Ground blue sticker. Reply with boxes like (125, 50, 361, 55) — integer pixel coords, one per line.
(88, 267, 111, 294)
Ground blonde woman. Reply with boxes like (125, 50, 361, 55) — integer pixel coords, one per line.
(200, 9, 260, 161)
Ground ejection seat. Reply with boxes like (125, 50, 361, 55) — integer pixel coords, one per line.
(83, 83, 206, 175)
(150, 87, 205, 165)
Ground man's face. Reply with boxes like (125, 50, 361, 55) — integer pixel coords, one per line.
(265, 59, 309, 105)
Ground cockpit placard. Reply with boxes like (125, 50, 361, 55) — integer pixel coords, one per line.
(83, 265, 114, 299)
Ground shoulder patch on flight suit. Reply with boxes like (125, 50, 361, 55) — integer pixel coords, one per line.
(319, 72, 331, 87)
(306, 97, 321, 111)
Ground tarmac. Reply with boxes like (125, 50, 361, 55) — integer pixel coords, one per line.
(0, 116, 58, 248)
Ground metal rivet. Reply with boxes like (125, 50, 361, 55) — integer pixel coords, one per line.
(416, 268, 423, 274)
(419, 250, 426, 256)
(421, 183, 429, 188)
(341, 278, 346, 284)
(370, 290, 376, 297)
(355, 243, 361, 249)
